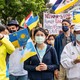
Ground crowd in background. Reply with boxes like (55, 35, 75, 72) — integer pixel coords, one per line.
(0, 18, 80, 80)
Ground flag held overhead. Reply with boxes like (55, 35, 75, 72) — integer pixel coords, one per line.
(52, 0, 78, 14)
(9, 29, 30, 48)
(26, 16, 39, 30)
(20, 11, 33, 28)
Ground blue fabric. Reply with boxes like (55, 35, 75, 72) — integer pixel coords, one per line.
(54, 33, 75, 64)
(36, 44, 47, 62)
(9, 74, 28, 80)
(52, 0, 62, 11)
(6, 63, 9, 77)
(24, 45, 59, 80)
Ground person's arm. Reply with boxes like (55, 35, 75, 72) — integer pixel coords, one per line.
(54, 69, 59, 79)
(24, 47, 59, 72)
(0, 37, 15, 54)
(61, 44, 75, 69)
(54, 37, 60, 63)
(47, 47, 59, 71)
(24, 58, 37, 71)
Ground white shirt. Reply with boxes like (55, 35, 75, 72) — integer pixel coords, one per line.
(61, 42, 80, 79)
(9, 47, 27, 76)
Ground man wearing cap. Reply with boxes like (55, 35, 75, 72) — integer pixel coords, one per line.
(54, 19, 75, 80)
(7, 20, 23, 33)
(61, 24, 80, 80)
(7, 20, 28, 80)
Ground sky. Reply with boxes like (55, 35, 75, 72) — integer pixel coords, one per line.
(49, 0, 56, 4)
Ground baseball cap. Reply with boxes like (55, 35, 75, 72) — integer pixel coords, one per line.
(74, 24, 80, 31)
(7, 20, 19, 26)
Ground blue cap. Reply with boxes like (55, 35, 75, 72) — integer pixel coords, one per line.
(7, 20, 19, 26)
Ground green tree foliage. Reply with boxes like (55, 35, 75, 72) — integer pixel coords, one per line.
(0, 0, 46, 24)
(44, 0, 50, 4)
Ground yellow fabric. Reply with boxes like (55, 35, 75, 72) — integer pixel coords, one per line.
(12, 40, 20, 48)
(20, 52, 37, 62)
(28, 17, 39, 30)
(55, 0, 78, 14)
(73, 14, 80, 23)
(0, 37, 15, 80)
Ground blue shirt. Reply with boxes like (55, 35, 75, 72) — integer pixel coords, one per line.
(36, 44, 47, 62)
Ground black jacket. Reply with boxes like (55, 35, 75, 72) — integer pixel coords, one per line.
(24, 45, 59, 80)
(54, 33, 75, 64)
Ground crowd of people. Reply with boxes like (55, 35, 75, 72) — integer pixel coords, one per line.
(0, 19, 80, 80)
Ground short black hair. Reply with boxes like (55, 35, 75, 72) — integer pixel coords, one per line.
(34, 28, 47, 37)
(62, 19, 71, 24)
(0, 24, 6, 32)
(48, 34, 56, 40)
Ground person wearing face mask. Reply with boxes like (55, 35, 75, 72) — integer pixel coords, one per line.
(7, 20, 28, 80)
(24, 28, 59, 80)
(0, 24, 15, 80)
(7, 20, 23, 33)
(54, 19, 75, 80)
(61, 24, 80, 80)
(47, 34, 55, 46)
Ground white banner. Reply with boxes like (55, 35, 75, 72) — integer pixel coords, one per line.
(43, 12, 71, 34)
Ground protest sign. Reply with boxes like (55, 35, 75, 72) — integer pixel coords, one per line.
(72, 11, 80, 23)
(43, 12, 71, 34)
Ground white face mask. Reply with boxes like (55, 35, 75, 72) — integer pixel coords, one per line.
(4, 35, 9, 40)
(76, 34, 80, 42)
(35, 36, 45, 44)
(50, 40, 54, 44)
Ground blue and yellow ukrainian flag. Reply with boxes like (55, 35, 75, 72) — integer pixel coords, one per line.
(52, 0, 62, 11)
(26, 16, 39, 30)
(73, 11, 80, 23)
(20, 11, 33, 28)
(20, 38, 37, 62)
(9, 29, 30, 48)
(52, 0, 78, 14)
